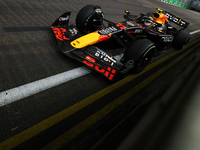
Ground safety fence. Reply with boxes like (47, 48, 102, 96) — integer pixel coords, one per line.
(160, 0, 200, 12)
(160, 0, 191, 9)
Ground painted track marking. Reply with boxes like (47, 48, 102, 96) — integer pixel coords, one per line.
(0, 67, 91, 107)
(190, 29, 200, 35)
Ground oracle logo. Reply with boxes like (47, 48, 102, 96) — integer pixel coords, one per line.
(59, 16, 70, 21)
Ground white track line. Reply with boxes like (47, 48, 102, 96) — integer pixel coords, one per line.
(190, 29, 200, 35)
(0, 30, 200, 107)
(0, 67, 91, 107)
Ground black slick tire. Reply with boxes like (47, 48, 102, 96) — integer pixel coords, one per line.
(76, 5, 103, 34)
(121, 39, 155, 74)
(172, 30, 191, 50)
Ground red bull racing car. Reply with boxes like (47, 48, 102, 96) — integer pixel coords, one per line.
(51, 5, 191, 81)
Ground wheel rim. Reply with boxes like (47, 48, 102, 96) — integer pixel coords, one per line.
(138, 46, 155, 71)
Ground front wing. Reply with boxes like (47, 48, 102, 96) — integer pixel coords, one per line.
(51, 12, 123, 81)
(66, 46, 123, 81)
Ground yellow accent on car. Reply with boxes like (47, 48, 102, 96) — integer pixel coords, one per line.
(157, 8, 164, 13)
(71, 32, 100, 49)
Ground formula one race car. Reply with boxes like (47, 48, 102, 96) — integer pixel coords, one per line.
(51, 5, 191, 81)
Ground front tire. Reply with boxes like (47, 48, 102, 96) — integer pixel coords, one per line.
(120, 39, 155, 74)
(76, 5, 104, 34)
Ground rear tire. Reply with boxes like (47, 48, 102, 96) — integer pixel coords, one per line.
(76, 5, 104, 34)
(172, 30, 191, 50)
(120, 39, 155, 74)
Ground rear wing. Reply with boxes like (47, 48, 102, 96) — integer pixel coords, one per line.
(156, 8, 190, 28)
(165, 11, 189, 28)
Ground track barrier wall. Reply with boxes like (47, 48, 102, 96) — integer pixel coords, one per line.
(160, 0, 200, 12)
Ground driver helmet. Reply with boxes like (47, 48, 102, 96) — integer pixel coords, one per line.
(144, 16, 154, 27)
(153, 12, 168, 24)
(153, 12, 168, 33)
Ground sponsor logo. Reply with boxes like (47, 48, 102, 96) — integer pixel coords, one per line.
(127, 21, 135, 27)
(134, 29, 142, 33)
(95, 9, 102, 15)
(69, 28, 78, 36)
(165, 13, 186, 26)
(83, 55, 116, 80)
(95, 50, 116, 66)
(52, 27, 70, 41)
(59, 16, 70, 21)
(161, 36, 173, 42)
(98, 26, 117, 35)
(120, 60, 134, 74)
(116, 23, 127, 29)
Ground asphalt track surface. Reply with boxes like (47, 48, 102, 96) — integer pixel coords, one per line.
(0, 0, 200, 149)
